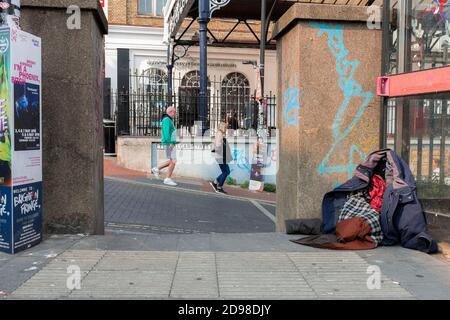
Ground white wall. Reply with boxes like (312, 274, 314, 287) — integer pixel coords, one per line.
(105, 25, 167, 90)
(117, 136, 278, 184)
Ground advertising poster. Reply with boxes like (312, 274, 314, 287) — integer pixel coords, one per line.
(0, 186, 12, 251)
(12, 182, 42, 252)
(10, 27, 42, 254)
(11, 27, 42, 186)
(14, 82, 40, 150)
(249, 142, 267, 192)
(0, 27, 11, 187)
(0, 27, 11, 252)
(0, 26, 42, 254)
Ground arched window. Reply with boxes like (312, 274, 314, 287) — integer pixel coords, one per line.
(129, 68, 168, 137)
(180, 70, 211, 88)
(220, 72, 251, 130)
(222, 72, 250, 90)
(142, 68, 168, 94)
(178, 71, 211, 134)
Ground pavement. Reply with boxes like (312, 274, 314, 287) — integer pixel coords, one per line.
(0, 158, 449, 300)
(104, 157, 277, 203)
(1, 233, 450, 300)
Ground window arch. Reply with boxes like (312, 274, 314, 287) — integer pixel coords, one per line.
(178, 71, 211, 134)
(181, 70, 211, 88)
(142, 68, 168, 94)
(144, 68, 167, 83)
(220, 72, 251, 130)
(222, 72, 250, 91)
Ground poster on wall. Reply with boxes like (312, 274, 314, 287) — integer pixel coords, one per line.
(0, 27, 12, 253)
(14, 82, 40, 151)
(249, 142, 267, 192)
(0, 27, 11, 187)
(0, 186, 12, 251)
(12, 182, 42, 252)
(0, 26, 42, 254)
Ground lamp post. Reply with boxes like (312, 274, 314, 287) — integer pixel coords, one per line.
(243, 59, 259, 131)
(167, 40, 174, 105)
(198, 0, 210, 135)
(260, 0, 266, 103)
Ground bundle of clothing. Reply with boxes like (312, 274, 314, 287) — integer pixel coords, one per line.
(287, 149, 438, 253)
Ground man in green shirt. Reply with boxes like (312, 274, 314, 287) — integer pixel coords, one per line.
(152, 106, 178, 186)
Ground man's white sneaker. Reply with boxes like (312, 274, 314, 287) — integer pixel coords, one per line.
(151, 167, 160, 178)
(164, 178, 178, 186)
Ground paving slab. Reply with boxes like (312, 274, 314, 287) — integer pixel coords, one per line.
(170, 252, 219, 299)
(2, 233, 450, 300)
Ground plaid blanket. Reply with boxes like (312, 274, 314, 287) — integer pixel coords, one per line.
(339, 195, 384, 246)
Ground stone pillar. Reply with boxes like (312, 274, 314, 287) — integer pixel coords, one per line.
(20, 0, 108, 234)
(273, 4, 382, 231)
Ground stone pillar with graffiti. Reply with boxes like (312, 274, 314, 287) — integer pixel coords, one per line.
(273, 3, 382, 231)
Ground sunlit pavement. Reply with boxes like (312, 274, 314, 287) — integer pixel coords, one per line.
(1, 233, 450, 300)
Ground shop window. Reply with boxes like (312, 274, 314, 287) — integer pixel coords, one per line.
(387, 99, 396, 142)
(385, 93, 450, 203)
(408, 0, 450, 72)
(387, 0, 400, 75)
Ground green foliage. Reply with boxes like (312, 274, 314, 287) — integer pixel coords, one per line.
(226, 177, 237, 186)
(240, 181, 250, 189)
(263, 183, 277, 193)
(238, 181, 277, 192)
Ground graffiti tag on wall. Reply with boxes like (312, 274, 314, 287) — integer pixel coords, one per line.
(231, 145, 277, 177)
(311, 23, 374, 180)
(284, 74, 301, 128)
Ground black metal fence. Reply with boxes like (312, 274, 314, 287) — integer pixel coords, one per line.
(107, 72, 277, 137)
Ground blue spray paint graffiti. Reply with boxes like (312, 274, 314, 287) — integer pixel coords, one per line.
(284, 74, 300, 128)
(311, 22, 374, 180)
(232, 148, 251, 172)
(229, 147, 277, 184)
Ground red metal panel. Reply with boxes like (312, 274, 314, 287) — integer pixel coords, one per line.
(377, 66, 450, 97)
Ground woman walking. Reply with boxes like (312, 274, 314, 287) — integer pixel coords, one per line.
(210, 122, 232, 194)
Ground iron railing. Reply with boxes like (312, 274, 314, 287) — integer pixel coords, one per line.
(108, 72, 277, 137)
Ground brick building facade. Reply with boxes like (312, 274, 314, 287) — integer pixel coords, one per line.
(107, 0, 267, 42)
(104, 0, 277, 94)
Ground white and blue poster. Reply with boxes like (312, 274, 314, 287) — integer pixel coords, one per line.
(0, 186, 12, 251)
(12, 182, 42, 252)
